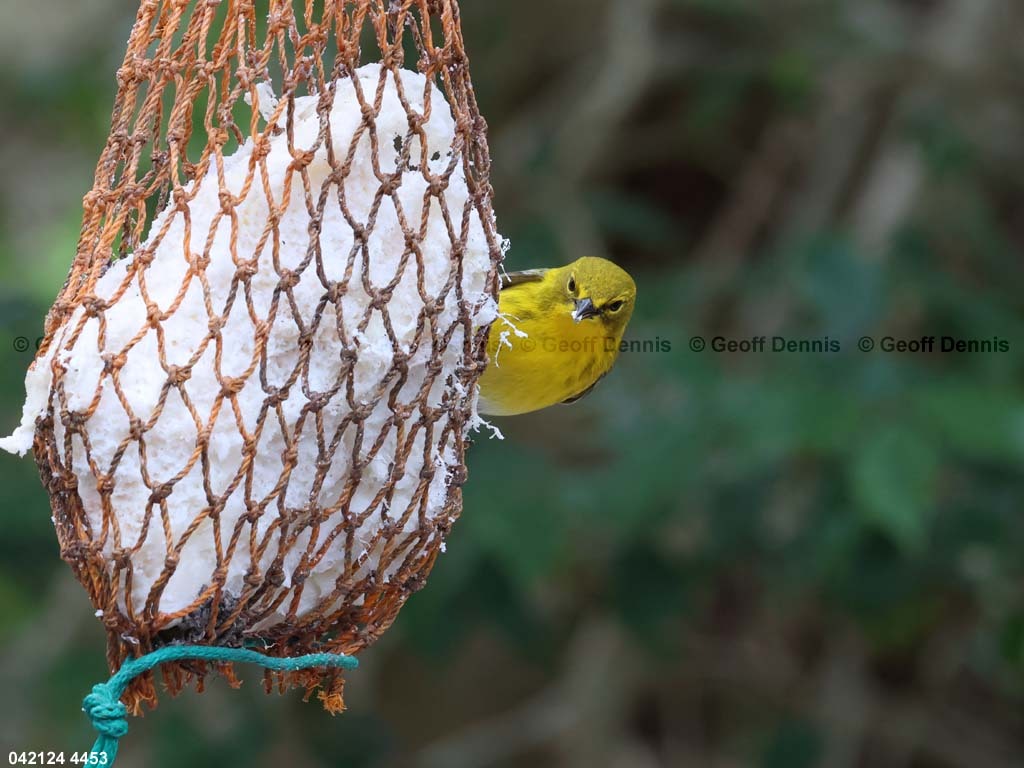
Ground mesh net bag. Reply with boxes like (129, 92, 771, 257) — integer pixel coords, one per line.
(1, 0, 502, 712)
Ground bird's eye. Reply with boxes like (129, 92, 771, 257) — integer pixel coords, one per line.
(567, 275, 576, 294)
(607, 300, 624, 312)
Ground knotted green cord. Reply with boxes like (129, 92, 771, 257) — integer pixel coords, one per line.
(82, 645, 358, 764)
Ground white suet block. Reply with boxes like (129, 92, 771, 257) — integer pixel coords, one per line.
(2, 64, 500, 629)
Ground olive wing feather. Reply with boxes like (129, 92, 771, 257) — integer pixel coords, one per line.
(561, 371, 607, 405)
(500, 268, 548, 289)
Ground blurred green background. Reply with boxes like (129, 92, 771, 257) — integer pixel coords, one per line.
(2, 1, 1024, 766)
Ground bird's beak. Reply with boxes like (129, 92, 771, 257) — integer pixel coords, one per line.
(572, 297, 600, 323)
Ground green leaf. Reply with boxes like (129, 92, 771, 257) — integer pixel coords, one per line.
(794, 234, 884, 339)
(915, 382, 1024, 464)
(851, 427, 939, 552)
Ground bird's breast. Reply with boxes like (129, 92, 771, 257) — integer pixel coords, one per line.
(478, 307, 620, 416)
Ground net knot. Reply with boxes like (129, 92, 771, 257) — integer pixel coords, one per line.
(264, 385, 286, 406)
(95, 474, 116, 496)
(114, 66, 134, 87)
(267, 8, 287, 30)
(235, 260, 259, 281)
(277, 268, 299, 289)
(252, 135, 272, 160)
(64, 410, 89, 431)
(165, 364, 190, 386)
(145, 303, 164, 327)
(102, 352, 127, 375)
(326, 281, 345, 303)
(220, 377, 245, 397)
(127, 418, 145, 440)
(218, 190, 237, 213)
(82, 683, 127, 764)
(123, 183, 146, 206)
(149, 482, 174, 504)
(82, 189, 104, 212)
(292, 149, 315, 169)
(111, 548, 132, 568)
(133, 248, 156, 268)
(83, 297, 107, 318)
(83, 684, 129, 740)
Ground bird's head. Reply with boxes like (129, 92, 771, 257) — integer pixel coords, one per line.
(557, 256, 636, 335)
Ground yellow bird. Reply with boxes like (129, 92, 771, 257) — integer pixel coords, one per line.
(477, 256, 637, 416)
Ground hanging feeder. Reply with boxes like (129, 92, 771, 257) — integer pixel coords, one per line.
(2, 0, 502, 714)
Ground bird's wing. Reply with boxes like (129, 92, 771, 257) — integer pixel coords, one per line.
(500, 268, 548, 289)
(561, 370, 608, 405)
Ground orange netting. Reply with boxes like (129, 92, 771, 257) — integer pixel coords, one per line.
(27, 0, 501, 712)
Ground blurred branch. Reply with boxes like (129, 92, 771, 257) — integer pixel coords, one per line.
(492, 0, 663, 261)
(549, 0, 661, 180)
(813, 634, 871, 768)
(844, 0, 1008, 252)
(546, 0, 662, 259)
(692, 119, 809, 268)
(776, 65, 883, 245)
